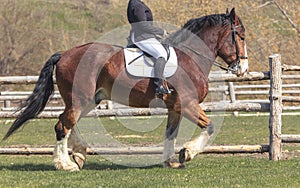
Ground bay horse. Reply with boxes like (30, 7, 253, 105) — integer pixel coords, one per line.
(3, 8, 248, 171)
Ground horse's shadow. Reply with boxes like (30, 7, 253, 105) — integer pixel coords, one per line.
(84, 162, 161, 171)
(0, 164, 55, 171)
(0, 162, 162, 171)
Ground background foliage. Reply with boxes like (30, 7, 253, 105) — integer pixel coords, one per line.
(0, 0, 299, 75)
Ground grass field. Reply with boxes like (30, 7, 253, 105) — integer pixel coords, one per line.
(0, 155, 300, 188)
(0, 114, 300, 187)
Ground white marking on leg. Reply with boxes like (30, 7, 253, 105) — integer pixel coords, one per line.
(183, 130, 210, 160)
(53, 130, 79, 171)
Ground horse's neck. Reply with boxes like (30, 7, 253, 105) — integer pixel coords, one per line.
(176, 35, 216, 78)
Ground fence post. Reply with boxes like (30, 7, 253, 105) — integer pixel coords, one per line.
(228, 82, 238, 116)
(4, 100, 11, 108)
(269, 54, 282, 161)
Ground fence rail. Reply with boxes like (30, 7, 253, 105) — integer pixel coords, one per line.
(0, 145, 269, 155)
(0, 102, 272, 118)
(2, 71, 300, 113)
(0, 72, 271, 84)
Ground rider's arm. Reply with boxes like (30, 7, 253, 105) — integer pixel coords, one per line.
(133, 4, 164, 36)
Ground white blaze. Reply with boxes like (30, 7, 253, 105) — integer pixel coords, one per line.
(239, 43, 249, 74)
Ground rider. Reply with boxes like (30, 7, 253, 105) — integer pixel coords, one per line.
(127, 0, 171, 95)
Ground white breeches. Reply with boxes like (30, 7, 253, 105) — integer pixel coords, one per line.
(131, 33, 168, 60)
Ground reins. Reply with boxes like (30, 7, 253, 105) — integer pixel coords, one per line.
(112, 44, 144, 65)
(181, 43, 235, 72)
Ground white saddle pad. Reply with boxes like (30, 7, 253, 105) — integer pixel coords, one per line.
(124, 47, 178, 78)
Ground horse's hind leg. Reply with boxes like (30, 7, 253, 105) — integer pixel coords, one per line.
(163, 110, 185, 168)
(66, 88, 108, 170)
(68, 126, 88, 169)
(53, 108, 81, 171)
(179, 100, 214, 163)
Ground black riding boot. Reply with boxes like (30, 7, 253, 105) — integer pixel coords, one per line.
(154, 57, 171, 95)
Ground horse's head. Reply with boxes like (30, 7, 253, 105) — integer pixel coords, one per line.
(217, 8, 248, 76)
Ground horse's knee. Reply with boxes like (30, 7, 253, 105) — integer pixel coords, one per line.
(183, 102, 210, 129)
(196, 108, 210, 128)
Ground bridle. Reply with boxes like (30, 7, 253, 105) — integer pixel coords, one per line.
(183, 19, 248, 74)
(216, 20, 248, 73)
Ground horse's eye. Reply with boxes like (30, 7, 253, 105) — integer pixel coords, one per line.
(239, 33, 246, 41)
(237, 34, 245, 41)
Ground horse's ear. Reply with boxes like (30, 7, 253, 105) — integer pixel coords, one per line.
(226, 8, 229, 16)
(229, 8, 236, 23)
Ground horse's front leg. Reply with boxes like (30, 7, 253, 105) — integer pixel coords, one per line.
(179, 100, 214, 164)
(163, 110, 185, 169)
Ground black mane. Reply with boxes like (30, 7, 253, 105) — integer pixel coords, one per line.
(167, 14, 231, 45)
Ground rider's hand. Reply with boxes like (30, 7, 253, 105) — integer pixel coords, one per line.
(156, 30, 169, 39)
(163, 30, 169, 38)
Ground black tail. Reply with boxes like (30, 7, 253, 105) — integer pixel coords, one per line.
(2, 53, 62, 140)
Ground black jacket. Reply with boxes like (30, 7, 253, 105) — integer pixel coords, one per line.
(127, 0, 164, 42)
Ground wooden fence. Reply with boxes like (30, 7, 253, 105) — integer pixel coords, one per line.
(0, 71, 274, 116)
(268, 55, 300, 160)
(0, 54, 300, 160)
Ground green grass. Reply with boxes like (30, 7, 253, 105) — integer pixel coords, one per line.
(0, 115, 300, 187)
(0, 115, 270, 147)
(0, 155, 300, 187)
(0, 119, 56, 146)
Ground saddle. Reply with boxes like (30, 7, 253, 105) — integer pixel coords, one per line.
(124, 46, 178, 78)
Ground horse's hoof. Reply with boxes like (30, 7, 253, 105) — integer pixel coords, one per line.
(163, 157, 185, 169)
(55, 163, 79, 172)
(163, 160, 185, 169)
(179, 148, 192, 163)
(54, 160, 80, 172)
(66, 164, 80, 172)
(72, 153, 86, 169)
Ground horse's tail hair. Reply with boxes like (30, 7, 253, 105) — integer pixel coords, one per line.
(2, 53, 62, 140)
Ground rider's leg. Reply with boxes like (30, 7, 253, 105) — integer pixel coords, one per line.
(153, 57, 171, 95)
(133, 38, 171, 95)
